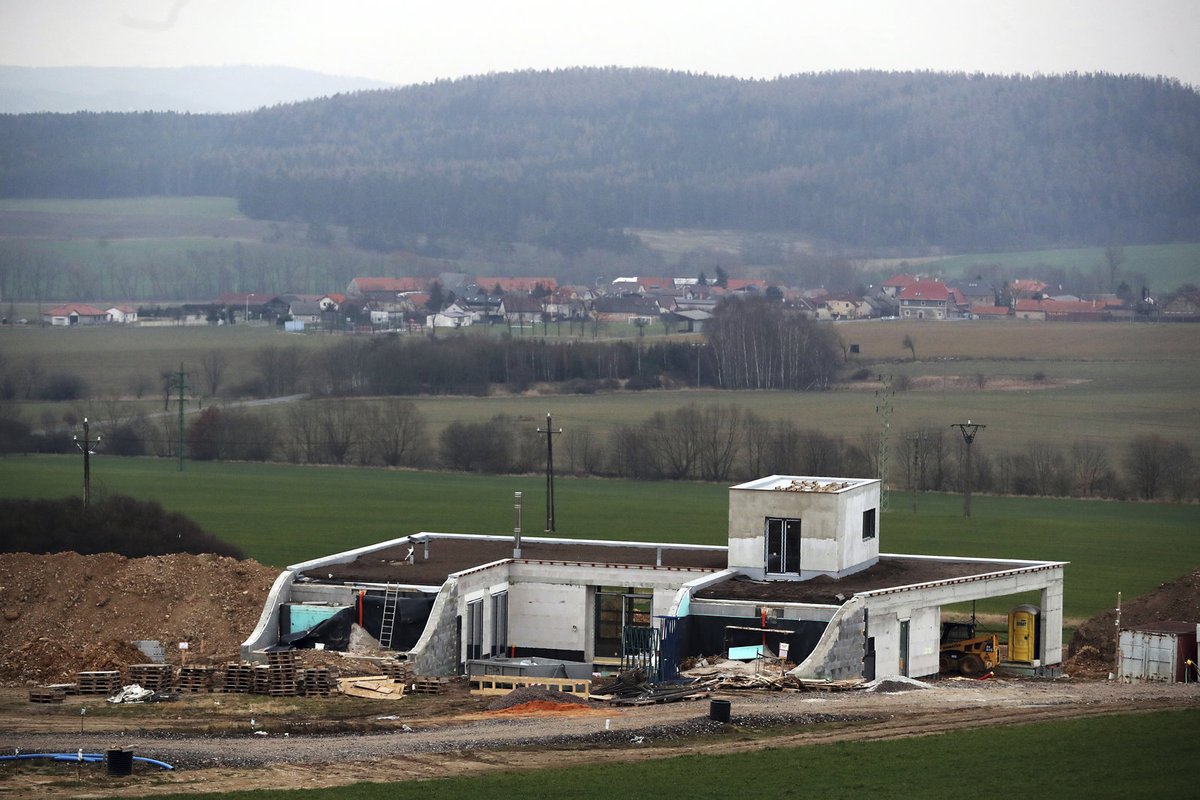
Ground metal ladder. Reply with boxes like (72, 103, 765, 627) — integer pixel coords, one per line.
(378, 584, 400, 649)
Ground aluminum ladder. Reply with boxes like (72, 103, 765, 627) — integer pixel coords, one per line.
(378, 584, 400, 649)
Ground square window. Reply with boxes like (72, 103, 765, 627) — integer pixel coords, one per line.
(862, 508, 877, 540)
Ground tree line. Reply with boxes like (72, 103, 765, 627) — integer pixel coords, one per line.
(1, 396, 1192, 502)
(3, 69, 1198, 250)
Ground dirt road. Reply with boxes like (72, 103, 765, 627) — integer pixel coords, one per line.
(2, 678, 1197, 797)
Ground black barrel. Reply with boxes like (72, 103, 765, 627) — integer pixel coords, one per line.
(106, 749, 133, 777)
(709, 698, 731, 723)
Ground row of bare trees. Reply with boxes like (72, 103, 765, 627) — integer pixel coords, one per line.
(2, 393, 1193, 501)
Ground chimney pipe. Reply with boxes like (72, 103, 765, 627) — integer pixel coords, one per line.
(513, 492, 523, 559)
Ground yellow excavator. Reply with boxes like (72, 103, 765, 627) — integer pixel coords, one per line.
(939, 620, 999, 676)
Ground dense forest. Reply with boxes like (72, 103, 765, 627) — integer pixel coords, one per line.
(3, 69, 1199, 251)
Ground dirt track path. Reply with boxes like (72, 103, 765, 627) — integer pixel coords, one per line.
(2, 679, 1198, 797)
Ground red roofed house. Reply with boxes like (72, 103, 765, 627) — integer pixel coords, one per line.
(43, 303, 109, 326)
(106, 304, 138, 324)
(897, 280, 951, 320)
(881, 274, 918, 298)
(970, 305, 1011, 320)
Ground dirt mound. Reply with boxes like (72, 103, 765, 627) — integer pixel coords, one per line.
(1069, 567, 1200, 662)
(1062, 645, 1112, 679)
(0, 551, 278, 686)
(485, 685, 590, 712)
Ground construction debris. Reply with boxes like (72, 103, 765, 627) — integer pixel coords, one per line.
(337, 675, 406, 700)
(107, 684, 155, 704)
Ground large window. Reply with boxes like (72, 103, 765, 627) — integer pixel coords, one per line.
(490, 591, 508, 657)
(765, 517, 801, 575)
(465, 599, 483, 661)
(862, 508, 877, 540)
(594, 586, 652, 659)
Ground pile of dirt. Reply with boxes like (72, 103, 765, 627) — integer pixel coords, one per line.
(485, 685, 591, 713)
(1069, 567, 1200, 662)
(1062, 644, 1112, 679)
(0, 551, 278, 686)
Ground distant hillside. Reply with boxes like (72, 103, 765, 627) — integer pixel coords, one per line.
(0, 65, 392, 113)
(2, 68, 1198, 251)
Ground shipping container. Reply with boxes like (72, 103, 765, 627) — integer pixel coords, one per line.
(1117, 622, 1198, 683)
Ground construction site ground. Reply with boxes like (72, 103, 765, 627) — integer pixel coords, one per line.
(2, 553, 1199, 797)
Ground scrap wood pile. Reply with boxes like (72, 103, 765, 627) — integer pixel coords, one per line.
(679, 656, 862, 692)
(590, 668, 711, 706)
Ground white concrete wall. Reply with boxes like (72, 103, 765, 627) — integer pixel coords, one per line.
(727, 476, 880, 578)
(508, 583, 588, 655)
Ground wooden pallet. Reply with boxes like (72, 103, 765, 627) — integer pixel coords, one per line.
(75, 671, 122, 695)
(29, 686, 66, 703)
(221, 663, 254, 693)
(299, 667, 335, 697)
(409, 676, 450, 695)
(128, 663, 174, 691)
(379, 659, 412, 681)
(469, 675, 591, 699)
(337, 676, 406, 700)
(178, 666, 215, 693)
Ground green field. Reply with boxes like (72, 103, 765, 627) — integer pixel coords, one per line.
(2, 455, 1196, 621)
(148, 710, 1196, 800)
(3, 320, 1199, 458)
(927, 242, 1200, 292)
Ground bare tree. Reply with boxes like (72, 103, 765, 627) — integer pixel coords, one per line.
(1069, 440, 1112, 497)
(366, 399, 427, 467)
(199, 349, 229, 398)
(902, 334, 916, 361)
(284, 401, 323, 463)
(316, 398, 358, 464)
(255, 345, 304, 397)
(564, 427, 605, 476)
(1125, 434, 1169, 500)
(695, 404, 744, 482)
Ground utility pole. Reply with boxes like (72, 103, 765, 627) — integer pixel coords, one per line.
(907, 431, 927, 512)
(165, 363, 190, 472)
(537, 413, 562, 532)
(951, 421, 986, 517)
(875, 374, 894, 512)
(73, 417, 101, 510)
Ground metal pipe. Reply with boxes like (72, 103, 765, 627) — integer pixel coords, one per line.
(513, 492, 522, 558)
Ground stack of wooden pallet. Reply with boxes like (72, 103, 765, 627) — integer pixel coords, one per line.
(267, 650, 298, 696)
(128, 663, 174, 691)
(380, 658, 413, 683)
(75, 671, 122, 695)
(178, 665, 215, 693)
(409, 676, 450, 695)
(299, 667, 335, 697)
(28, 685, 67, 703)
(252, 664, 272, 694)
(221, 663, 254, 693)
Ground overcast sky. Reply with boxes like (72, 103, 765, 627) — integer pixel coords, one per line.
(2, 0, 1197, 87)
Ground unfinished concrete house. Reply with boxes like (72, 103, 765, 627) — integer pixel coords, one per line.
(242, 475, 1067, 680)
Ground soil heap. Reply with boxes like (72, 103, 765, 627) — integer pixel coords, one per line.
(0, 551, 278, 686)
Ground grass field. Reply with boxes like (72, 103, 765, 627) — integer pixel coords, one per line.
(149, 709, 1197, 800)
(4, 320, 1198, 456)
(2, 455, 1196, 621)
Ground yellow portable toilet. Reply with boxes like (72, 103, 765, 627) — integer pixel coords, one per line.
(1008, 604, 1040, 664)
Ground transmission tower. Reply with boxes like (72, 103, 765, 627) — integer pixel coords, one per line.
(165, 363, 190, 472)
(875, 374, 894, 512)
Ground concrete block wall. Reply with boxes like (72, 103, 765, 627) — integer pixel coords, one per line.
(408, 577, 461, 675)
(791, 597, 867, 681)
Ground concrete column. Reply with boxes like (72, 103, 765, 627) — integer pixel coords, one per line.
(1040, 579, 1064, 665)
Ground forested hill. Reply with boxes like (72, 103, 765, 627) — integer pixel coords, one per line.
(3, 68, 1199, 250)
